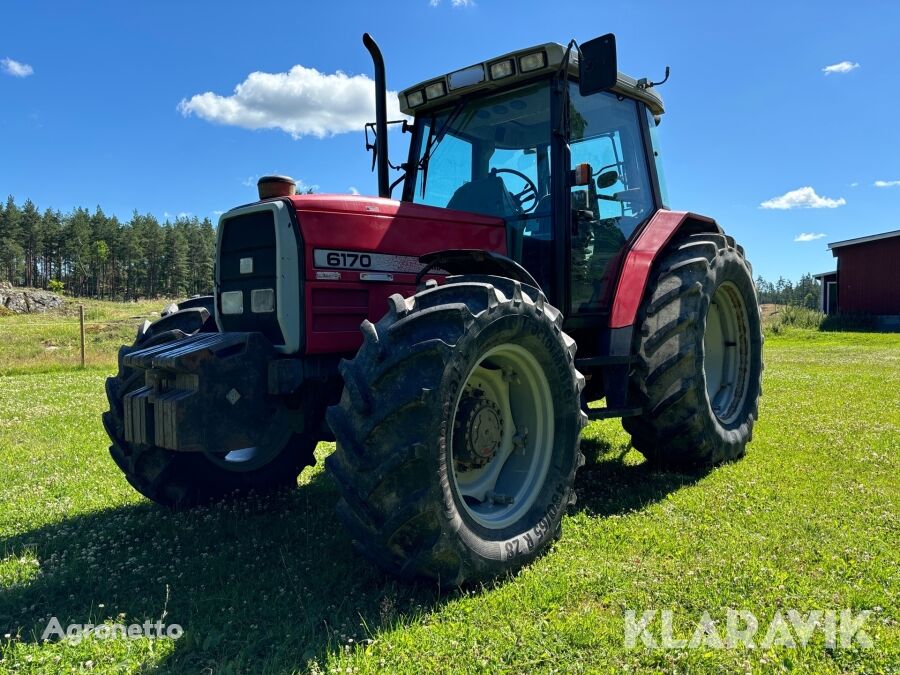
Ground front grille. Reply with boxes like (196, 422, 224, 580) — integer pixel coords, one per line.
(218, 210, 285, 345)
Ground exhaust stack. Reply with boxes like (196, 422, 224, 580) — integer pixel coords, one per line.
(363, 33, 390, 199)
(257, 175, 296, 200)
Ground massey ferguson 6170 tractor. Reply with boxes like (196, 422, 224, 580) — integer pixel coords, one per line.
(103, 34, 762, 585)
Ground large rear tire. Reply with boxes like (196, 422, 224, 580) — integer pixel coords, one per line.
(623, 232, 763, 468)
(325, 276, 586, 586)
(103, 299, 318, 508)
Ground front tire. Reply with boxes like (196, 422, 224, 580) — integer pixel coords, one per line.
(623, 231, 763, 468)
(325, 276, 586, 586)
(103, 299, 318, 508)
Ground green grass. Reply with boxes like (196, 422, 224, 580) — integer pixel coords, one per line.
(0, 303, 897, 673)
(0, 297, 176, 376)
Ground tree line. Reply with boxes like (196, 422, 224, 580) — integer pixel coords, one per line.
(755, 273, 821, 309)
(0, 195, 215, 300)
(1, 193, 824, 309)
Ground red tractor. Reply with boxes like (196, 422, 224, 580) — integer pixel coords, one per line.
(104, 34, 762, 586)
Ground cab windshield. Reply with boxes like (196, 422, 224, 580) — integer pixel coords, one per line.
(410, 81, 552, 221)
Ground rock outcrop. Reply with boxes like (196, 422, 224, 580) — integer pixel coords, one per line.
(0, 282, 65, 314)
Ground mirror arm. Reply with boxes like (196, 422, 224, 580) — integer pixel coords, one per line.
(365, 119, 412, 173)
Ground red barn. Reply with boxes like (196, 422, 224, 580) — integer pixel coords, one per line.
(815, 229, 900, 318)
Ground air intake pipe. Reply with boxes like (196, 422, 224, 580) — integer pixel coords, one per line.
(363, 33, 390, 199)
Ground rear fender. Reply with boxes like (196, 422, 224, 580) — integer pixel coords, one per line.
(609, 210, 721, 330)
(598, 211, 720, 409)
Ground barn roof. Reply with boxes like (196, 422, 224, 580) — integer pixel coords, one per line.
(828, 229, 900, 250)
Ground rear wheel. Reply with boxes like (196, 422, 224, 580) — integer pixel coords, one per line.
(623, 232, 763, 467)
(325, 276, 586, 586)
(103, 299, 318, 507)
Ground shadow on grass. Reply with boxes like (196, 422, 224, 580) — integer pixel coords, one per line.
(573, 436, 712, 518)
(0, 437, 712, 671)
(0, 468, 451, 672)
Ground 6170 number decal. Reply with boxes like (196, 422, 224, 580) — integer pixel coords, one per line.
(313, 249, 435, 274)
(322, 251, 372, 269)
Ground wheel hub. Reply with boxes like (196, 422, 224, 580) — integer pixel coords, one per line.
(454, 390, 503, 469)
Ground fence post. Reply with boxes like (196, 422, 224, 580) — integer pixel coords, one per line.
(79, 304, 85, 368)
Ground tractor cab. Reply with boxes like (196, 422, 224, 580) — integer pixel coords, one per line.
(395, 40, 669, 319)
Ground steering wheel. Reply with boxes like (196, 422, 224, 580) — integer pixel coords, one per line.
(492, 168, 538, 213)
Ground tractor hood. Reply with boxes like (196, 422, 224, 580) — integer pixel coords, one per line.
(287, 194, 504, 227)
(284, 194, 507, 354)
(286, 194, 506, 269)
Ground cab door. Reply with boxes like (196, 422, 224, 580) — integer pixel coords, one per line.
(565, 86, 657, 316)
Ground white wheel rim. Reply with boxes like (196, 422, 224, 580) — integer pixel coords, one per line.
(703, 281, 752, 424)
(450, 343, 555, 530)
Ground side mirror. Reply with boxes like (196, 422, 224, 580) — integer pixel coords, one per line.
(579, 33, 617, 96)
(597, 170, 618, 189)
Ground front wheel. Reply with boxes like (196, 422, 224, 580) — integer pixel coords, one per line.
(623, 231, 763, 468)
(103, 299, 318, 507)
(325, 276, 586, 586)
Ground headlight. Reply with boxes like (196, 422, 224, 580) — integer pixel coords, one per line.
(406, 90, 425, 108)
(518, 51, 547, 73)
(221, 290, 243, 315)
(425, 80, 447, 100)
(489, 59, 515, 80)
(251, 288, 275, 313)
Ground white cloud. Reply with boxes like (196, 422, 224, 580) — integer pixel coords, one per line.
(241, 175, 258, 187)
(163, 211, 192, 221)
(793, 232, 827, 242)
(1, 57, 33, 78)
(179, 65, 404, 139)
(760, 187, 846, 210)
(431, 0, 475, 5)
(850, 182, 859, 187)
(348, 186, 360, 195)
(212, 210, 225, 216)
(874, 180, 900, 188)
(822, 61, 859, 75)
(295, 179, 319, 193)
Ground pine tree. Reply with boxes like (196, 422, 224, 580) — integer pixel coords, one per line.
(20, 199, 42, 288)
(41, 208, 64, 289)
(0, 196, 23, 283)
(64, 207, 93, 296)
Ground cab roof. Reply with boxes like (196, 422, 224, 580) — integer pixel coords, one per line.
(399, 41, 665, 117)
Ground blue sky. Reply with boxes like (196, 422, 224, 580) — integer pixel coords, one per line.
(1, 0, 898, 282)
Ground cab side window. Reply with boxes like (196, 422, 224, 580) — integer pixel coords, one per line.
(569, 87, 654, 313)
(414, 128, 473, 208)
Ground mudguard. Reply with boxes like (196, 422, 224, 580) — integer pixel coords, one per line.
(417, 249, 541, 290)
(609, 210, 721, 329)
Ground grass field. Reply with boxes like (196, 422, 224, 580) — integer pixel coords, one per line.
(0, 300, 897, 673)
(0, 297, 177, 376)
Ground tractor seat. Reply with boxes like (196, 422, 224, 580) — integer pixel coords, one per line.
(447, 174, 520, 219)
